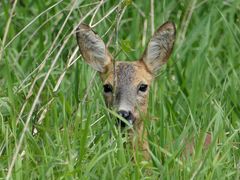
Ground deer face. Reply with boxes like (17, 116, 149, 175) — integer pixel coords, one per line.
(101, 61, 153, 127)
(76, 22, 176, 128)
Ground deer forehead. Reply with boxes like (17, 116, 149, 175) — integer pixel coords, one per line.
(102, 61, 153, 86)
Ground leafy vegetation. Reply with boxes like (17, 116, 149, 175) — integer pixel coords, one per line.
(0, 0, 240, 179)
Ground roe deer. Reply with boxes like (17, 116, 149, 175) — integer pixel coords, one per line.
(76, 22, 176, 159)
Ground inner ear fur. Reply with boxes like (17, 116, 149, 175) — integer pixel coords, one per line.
(76, 24, 112, 73)
(141, 21, 176, 75)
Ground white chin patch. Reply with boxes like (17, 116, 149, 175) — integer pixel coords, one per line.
(128, 119, 133, 125)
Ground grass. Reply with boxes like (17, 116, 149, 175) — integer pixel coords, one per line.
(0, 0, 240, 179)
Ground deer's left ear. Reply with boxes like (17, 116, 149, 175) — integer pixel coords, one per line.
(141, 21, 176, 74)
(76, 24, 112, 73)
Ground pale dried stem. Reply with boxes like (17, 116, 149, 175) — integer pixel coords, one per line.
(150, 0, 154, 36)
(92, 3, 121, 28)
(8, 1, 123, 177)
(79, 2, 123, 106)
(16, 11, 69, 125)
(106, 30, 115, 47)
(16, 101, 27, 126)
(6, 0, 100, 178)
(15, 0, 119, 138)
(142, 19, 148, 47)
(53, 47, 79, 92)
(15, 11, 64, 64)
(112, 4, 127, 107)
(0, 0, 18, 62)
(4, 0, 64, 49)
(89, 0, 104, 27)
(26, 0, 100, 99)
(54, 2, 122, 96)
(26, 5, 73, 99)
(32, 98, 54, 136)
(178, 0, 197, 44)
(132, 2, 146, 18)
(15, 1, 103, 128)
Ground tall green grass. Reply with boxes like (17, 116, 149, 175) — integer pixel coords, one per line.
(0, 0, 240, 179)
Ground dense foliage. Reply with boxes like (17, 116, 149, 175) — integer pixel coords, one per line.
(0, 0, 240, 179)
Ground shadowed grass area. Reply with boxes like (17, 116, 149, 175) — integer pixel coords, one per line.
(0, 0, 240, 179)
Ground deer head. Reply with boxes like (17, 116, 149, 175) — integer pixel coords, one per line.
(76, 22, 176, 128)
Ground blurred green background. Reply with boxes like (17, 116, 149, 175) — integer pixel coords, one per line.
(0, 0, 240, 179)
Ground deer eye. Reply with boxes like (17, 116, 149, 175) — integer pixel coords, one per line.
(138, 84, 148, 92)
(103, 84, 113, 93)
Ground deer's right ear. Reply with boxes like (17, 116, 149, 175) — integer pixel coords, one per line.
(141, 22, 176, 75)
(76, 24, 112, 73)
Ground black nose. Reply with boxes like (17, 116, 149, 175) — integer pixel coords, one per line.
(118, 110, 130, 119)
(117, 110, 132, 128)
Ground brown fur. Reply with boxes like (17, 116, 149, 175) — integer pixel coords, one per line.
(101, 62, 152, 158)
(76, 22, 213, 161)
(101, 61, 152, 118)
(76, 22, 176, 160)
